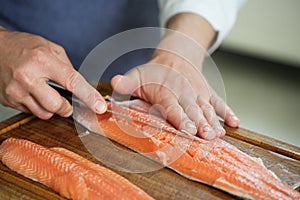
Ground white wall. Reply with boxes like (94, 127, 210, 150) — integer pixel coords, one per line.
(221, 0, 300, 67)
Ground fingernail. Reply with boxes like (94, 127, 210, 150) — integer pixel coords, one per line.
(63, 101, 73, 117)
(63, 109, 73, 117)
(183, 121, 197, 135)
(202, 125, 216, 140)
(187, 121, 196, 129)
(94, 101, 106, 114)
(230, 115, 239, 122)
(216, 127, 225, 137)
(202, 125, 213, 133)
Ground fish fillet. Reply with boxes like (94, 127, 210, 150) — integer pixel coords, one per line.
(74, 99, 300, 200)
(0, 137, 154, 200)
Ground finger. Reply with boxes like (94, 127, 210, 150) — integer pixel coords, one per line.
(197, 96, 225, 138)
(158, 93, 197, 135)
(2, 81, 50, 117)
(111, 74, 140, 95)
(14, 105, 30, 113)
(4, 94, 46, 117)
(29, 80, 73, 117)
(47, 57, 107, 114)
(22, 95, 53, 119)
(180, 98, 215, 140)
(210, 92, 240, 128)
(224, 107, 240, 128)
(2, 95, 29, 114)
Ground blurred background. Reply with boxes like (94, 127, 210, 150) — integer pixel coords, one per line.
(1, 0, 299, 146)
(213, 0, 300, 146)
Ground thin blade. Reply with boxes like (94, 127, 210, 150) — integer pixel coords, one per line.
(49, 81, 195, 141)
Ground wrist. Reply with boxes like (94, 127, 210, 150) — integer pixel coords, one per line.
(154, 30, 206, 69)
(166, 13, 217, 51)
(149, 48, 204, 75)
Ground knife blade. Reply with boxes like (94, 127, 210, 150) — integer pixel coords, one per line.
(48, 81, 196, 140)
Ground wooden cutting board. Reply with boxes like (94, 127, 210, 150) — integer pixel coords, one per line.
(0, 82, 299, 200)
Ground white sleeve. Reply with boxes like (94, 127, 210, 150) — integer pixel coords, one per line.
(158, 0, 245, 54)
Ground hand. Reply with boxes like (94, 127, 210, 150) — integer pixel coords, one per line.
(0, 28, 106, 119)
(111, 50, 240, 140)
(110, 13, 240, 140)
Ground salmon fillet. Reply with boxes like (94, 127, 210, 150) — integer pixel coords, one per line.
(74, 98, 300, 200)
(0, 137, 154, 200)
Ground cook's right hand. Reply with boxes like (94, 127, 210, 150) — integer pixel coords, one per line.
(0, 27, 107, 119)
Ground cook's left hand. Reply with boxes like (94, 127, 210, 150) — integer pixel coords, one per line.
(111, 48, 239, 140)
(112, 13, 240, 140)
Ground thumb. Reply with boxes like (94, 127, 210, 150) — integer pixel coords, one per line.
(111, 73, 140, 95)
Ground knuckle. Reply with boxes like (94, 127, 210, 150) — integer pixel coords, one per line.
(196, 95, 205, 105)
(65, 70, 80, 92)
(12, 67, 39, 91)
(4, 84, 20, 99)
(216, 98, 225, 107)
(54, 44, 66, 54)
(211, 95, 224, 107)
(165, 104, 182, 120)
(28, 48, 48, 65)
(12, 67, 29, 84)
(201, 103, 213, 112)
(201, 103, 215, 122)
(85, 90, 96, 102)
(184, 104, 196, 113)
(49, 41, 66, 56)
(185, 104, 202, 121)
(159, 98, 177, 113)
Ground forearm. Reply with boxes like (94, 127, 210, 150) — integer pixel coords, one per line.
(153, 13, 216, 69)
(166, 13, 217, 51)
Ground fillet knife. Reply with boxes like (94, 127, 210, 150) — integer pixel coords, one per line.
(48, 81, 196, 140)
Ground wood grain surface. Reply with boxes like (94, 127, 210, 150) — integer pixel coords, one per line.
(1, 114, 300, 199)
(0, 82, 299, 199)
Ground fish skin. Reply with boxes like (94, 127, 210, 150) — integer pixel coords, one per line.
(74, 99, 300, 200)
(0, 138, 154, 200)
